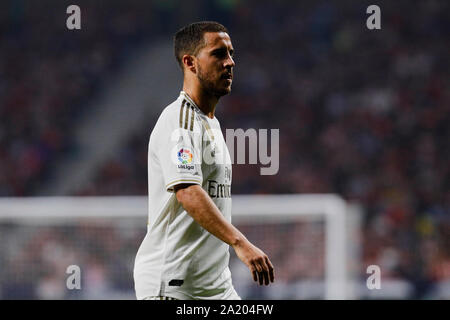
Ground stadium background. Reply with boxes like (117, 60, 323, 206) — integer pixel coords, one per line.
(0, 0, 448, 299)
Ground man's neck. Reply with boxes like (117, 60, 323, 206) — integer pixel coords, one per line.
(182, 86, 218, 119)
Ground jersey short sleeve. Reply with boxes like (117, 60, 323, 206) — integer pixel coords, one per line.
(156, 101, 203, 192)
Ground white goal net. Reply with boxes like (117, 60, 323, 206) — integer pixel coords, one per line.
(0, 194, 361, 300)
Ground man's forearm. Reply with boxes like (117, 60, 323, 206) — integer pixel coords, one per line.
(175, 184, 245, 247)
(175, 184, 274, 286)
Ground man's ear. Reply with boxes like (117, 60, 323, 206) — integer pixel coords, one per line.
(182, 54, 196, 74)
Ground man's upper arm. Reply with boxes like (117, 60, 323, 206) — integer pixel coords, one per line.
(157, 108, 203, 192)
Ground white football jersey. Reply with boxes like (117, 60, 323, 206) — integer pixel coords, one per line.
(134, 91, 237, 300)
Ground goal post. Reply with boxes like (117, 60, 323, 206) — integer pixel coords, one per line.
(0, 194, 361, 300)
(231, 194, 361, 300)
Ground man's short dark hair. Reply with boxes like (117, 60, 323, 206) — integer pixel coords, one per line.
(174, 21, 229, 70)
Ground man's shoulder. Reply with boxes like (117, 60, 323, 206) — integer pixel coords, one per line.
(158, 96, 183, 120)
(151, 96, 182, 133)
(157, 95, 202, 133)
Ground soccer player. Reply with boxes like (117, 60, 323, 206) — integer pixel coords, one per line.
(134, 21, 274, 300)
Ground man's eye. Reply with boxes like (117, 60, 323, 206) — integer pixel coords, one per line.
(214, 51, 225, 57)
(212, 49, 234, 59)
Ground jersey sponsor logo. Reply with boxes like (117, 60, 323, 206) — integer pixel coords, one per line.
(225, 166, 231, 182)
(207, 180, 231, 198)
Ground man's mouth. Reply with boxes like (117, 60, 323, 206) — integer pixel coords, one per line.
(222, 73, 233, 80)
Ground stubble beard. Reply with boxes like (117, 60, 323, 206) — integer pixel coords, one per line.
(197, 65, 231, 98)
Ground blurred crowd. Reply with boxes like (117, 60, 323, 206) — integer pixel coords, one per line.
(1, 0, 449, 299)
(0, 222, 142, 299)
(0, 0, 162, 196)
(0, 221, 324, 299)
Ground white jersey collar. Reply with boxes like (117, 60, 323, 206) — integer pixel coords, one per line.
(180, 91, 217, 120)
(180, 91, 218, 121)
(180, 91, 202, 113)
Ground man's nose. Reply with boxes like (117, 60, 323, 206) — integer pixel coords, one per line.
(225, 54, 235, 68)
